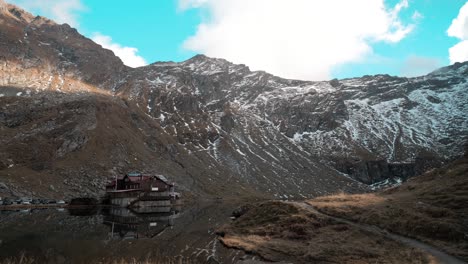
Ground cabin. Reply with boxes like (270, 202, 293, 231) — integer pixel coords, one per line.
(106, 172, 174, 193)
(105, 172, 180, 207)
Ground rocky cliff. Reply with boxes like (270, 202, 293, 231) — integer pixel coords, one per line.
(0, 2, 466, 199)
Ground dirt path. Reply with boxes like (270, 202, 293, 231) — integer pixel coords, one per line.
(294, 202, 467, 264)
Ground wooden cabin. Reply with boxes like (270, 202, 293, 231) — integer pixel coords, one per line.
(106, 172, 174, 193)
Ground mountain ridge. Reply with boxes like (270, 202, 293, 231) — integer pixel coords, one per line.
(0, 2, 467, 199)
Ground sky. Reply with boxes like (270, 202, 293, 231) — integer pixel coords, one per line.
(6, 0, 468, 81)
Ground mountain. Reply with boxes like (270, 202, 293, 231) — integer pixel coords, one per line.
(120, 55, 468, 185)
(0, 2, 467, 199)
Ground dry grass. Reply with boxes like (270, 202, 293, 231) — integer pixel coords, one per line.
(217, 201, 431, 263)
(308, 154, 468, 261)
(312, 192, 386, 208)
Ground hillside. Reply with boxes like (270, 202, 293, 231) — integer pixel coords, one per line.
(308, 147, 468, 261)
(217, 150, 468, 263)
(0, 1, 467, 199)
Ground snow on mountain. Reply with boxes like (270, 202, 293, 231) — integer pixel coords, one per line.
(105, 54, 467, 187)
(122, 55, 468, 162)
(0, 3, 467, 198)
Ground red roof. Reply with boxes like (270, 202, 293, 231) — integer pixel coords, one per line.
(106, 174, 174, 188)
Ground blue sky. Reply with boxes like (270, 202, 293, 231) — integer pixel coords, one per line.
(7, 0, 468, 81)
(79, 0, 199, 63)
(333, 0, 467, 78)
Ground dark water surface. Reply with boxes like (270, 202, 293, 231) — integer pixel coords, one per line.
(0, 202, 249, 263)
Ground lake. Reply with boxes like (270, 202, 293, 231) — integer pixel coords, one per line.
(0, 202, 254, 264)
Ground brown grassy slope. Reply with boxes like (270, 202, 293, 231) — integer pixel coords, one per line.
(308, 152, 468, 261)
(217, 201, 432, 264)
(0, 2, 128, 90)
(0, 90, 263, 200)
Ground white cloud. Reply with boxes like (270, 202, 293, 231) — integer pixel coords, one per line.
(8, 0, 85, 27)
(449, 40, 468, 64)
(400, 55, 441, 77)
(447, 2, 468, 64)
(178, 0, 209, 10)
(92, 33, 147, 68)
(180, 0, 417, 80)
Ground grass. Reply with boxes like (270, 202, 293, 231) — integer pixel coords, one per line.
(308, 153, 468, 261)
(217, 201, 432, 263)
(218, 153, 468, 263)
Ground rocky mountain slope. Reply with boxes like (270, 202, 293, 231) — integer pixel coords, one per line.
(0, 1, 467, 199)
(121, 55, 468, 185)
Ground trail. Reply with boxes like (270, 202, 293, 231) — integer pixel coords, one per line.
(294, 202, 467, 264)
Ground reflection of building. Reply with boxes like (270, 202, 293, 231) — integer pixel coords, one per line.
(105, 172, 181, 208)
(103, 207, 180, 239)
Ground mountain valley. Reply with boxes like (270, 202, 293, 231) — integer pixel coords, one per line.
(0, 0, 467, 202)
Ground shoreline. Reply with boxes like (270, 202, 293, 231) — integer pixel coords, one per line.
(0, 200, 188, 211)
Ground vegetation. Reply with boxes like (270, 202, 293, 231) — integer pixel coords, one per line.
(217, 201, 431, 263)
(218, 152, 468, 263)
(309, 153, 468, 261)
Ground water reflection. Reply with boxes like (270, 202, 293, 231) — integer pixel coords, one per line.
(102, 207, 180, 240)
(0, 202, 247, 263)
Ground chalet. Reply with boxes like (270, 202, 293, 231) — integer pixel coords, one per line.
(106, 172, 174, 193)
(105, 172, 180, 207)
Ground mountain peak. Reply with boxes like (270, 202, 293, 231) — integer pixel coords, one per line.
(0, 0, 37, 24)
(189, 54, 210, 61)
(0, 0, 57, 27)
(183, 54, 229, 65)
(180, 54, 253, 76)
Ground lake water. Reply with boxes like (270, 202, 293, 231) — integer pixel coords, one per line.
(0, 202, 252, 264)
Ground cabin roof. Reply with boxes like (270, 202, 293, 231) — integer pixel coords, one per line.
(106, 173, 174, 187)
(155, 174, 171, 184)
(127, 172, 141, 177)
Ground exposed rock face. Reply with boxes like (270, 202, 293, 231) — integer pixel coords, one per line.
(0, 3, 467, 198)
(117, 55, 467, 184)
(335, 160, 416, 184)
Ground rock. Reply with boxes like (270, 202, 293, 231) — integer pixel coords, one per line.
(336, 159, 417, 184)
(0, 182, 8, 190)
(232, 204, 252, 218)
(220, 114, 235, 133)
(69, 197, 98, 206)
(56, 130, 88, 157)
(329, 78, 341, 88)
(166, 144, 178, 157)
